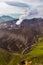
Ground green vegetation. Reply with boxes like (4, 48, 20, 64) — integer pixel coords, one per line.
(0, 49, 10, 65)
(8, 53, 21, 65)
(24, 37, 43, 65)
(0, 49, 22, 65)
(0, 37, 43, 65)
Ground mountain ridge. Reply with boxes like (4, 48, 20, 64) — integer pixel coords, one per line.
(0, 18, 43, 54)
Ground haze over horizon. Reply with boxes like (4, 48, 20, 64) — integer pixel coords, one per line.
(0, 0, 43, 19)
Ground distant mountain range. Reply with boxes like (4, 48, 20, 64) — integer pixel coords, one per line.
(0, 15, 14, 23)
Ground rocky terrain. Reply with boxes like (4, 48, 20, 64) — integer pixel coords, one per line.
(0, 18, 43, 55)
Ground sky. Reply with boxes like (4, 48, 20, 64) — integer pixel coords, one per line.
(0, 0, 43, 18)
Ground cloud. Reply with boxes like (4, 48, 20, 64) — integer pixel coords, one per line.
(29, 9, 38, 16)
(0, 0, 43, 18)
(6, 2, 29, 8)
(0, 2, 25, 15)
(16, 8, 39, 25)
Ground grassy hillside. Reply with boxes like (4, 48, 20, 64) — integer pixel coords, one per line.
(24, 37, 43, 65)
(0, 49, 21, 65)
(8, 53, 21, 65)
(0, 49, 11, 65)
(0, 37, 43, 65)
